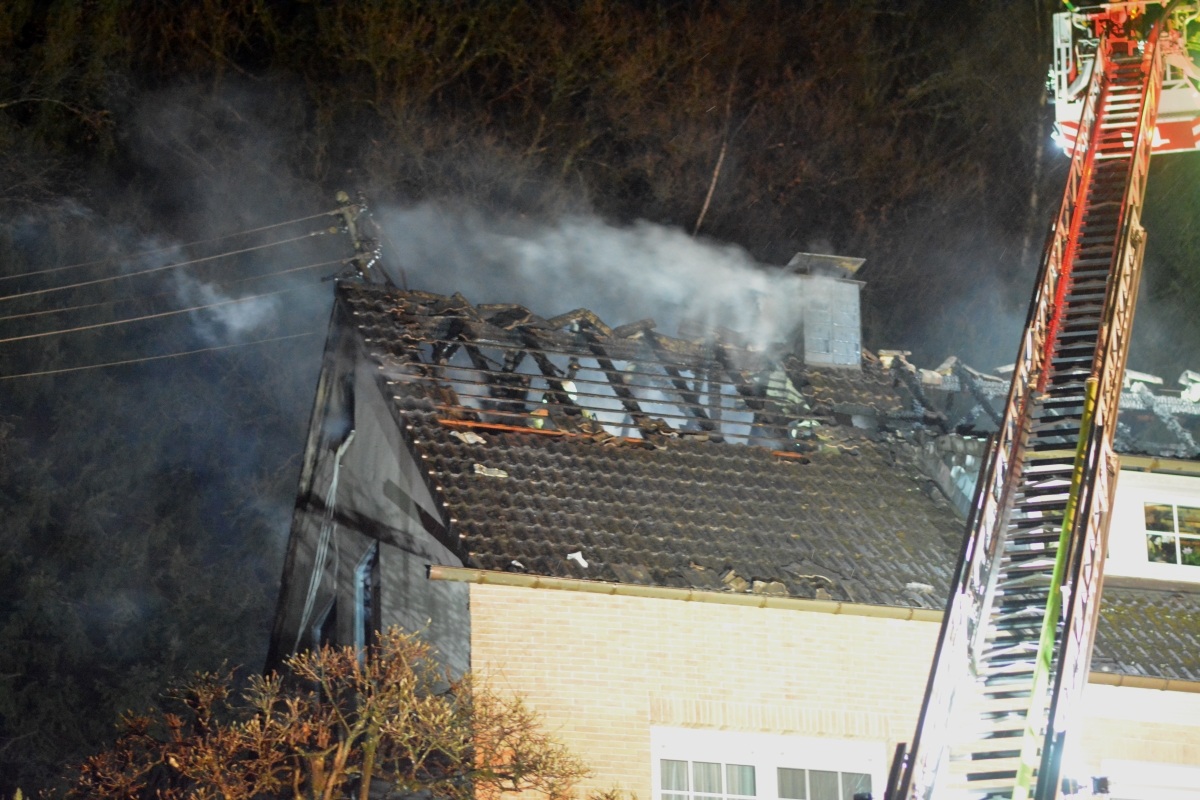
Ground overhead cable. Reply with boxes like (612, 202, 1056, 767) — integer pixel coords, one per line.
(0, 209, 341, 283)
(0, 331, 322, 381)
(0, 258, 346, 323)
(0, 230, 330, 304)
(0, 282, 325, 346)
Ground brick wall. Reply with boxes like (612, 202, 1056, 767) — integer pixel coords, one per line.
(469, 583, 1200, 798)
(469, 584, 940, 797)
(1077, 684, 1200, 778)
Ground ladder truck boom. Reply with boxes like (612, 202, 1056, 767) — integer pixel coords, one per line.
(886, 5, 1200, 800)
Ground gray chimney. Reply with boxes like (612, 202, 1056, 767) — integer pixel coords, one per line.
(783, 252, 864, 369)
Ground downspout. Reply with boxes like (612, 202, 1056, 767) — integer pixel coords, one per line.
(293, 429, 356, 653)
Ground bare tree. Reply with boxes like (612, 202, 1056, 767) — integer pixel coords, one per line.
(65, 628, 588, 800)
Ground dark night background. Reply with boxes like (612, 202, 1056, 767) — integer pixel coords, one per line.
(1, 1, 1198, 793)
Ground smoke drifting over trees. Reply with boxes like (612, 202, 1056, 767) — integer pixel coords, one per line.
(1, 0, 1198, 793)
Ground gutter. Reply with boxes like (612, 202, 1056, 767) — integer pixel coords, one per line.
(1119, 453, 1200, 476)
(427, 565, 1200, 694)
(1087, 671, 1200, 693)
(427, 565, 944, 622)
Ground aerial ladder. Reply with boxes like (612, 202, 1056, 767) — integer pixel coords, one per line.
(886, 4, 1200, 800)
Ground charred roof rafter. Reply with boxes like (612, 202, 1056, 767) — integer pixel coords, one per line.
(346, 285, 886, 448)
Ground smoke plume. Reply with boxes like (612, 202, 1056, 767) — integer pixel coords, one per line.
(379, 203, 813, 349)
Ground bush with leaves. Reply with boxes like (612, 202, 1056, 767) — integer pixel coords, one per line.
(65, 628, 588, 800)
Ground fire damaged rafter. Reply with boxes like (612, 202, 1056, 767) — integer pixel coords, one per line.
(357, 286, 849, 447)
(702, 337, 764, 408)
(537, 308, 697, 441)
(544, 308, 614, 337)
(657, 361, 717, 432)
(461, 343, 535, 418)
(888, 357, 949, 431)
(568, 314, 686, 441)
(953, 360, 1005, 430)
(519, 338, 591, 433)
(583, 337, 653, 430)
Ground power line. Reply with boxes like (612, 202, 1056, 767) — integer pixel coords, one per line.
(0, 230, 331, 304)
(0, 331, 322, 381)
(0, 258, 347, 323)
(0, 283, 324, 346)
(0, 209, 341, 283)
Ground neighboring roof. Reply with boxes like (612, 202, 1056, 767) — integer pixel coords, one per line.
(336, 283, 1200, 681)
(921, 360, 1200, 460)
(1093, 586, 1200, 682)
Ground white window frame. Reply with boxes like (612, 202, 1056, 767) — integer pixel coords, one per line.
(1141, 501, 1200, 567)
(651, 727, 886, 800)
(1105, 469, 1200, 583)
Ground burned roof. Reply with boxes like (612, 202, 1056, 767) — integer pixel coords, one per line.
(336, 283, 1200, 682)
(343, 283, 961, 605)
(921, 359, 1200, 459)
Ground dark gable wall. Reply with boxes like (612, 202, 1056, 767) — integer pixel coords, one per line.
(268, 308, 470, 675)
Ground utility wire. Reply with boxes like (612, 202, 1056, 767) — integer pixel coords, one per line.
(0, 230, 330, 304)
(0, 331, 322, 381)
(0, 258, 347, 323)
(0, 283, 324, 345)
(0, 209, 340, 283)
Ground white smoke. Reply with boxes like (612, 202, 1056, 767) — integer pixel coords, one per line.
(172, 270, 283, 345)
(379, 203, 811, 349)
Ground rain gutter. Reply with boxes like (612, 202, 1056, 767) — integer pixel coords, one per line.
(1087, 671, 1200, 693)
(427, 565, 943, 622)
(427, 565, 1200, 693)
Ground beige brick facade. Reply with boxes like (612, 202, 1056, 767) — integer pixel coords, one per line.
(469, 582, 1200, 799)
(470, 583, 940, 797)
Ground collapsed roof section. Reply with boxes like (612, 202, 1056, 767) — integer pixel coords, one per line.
(911, 355, 1200, 460)
(348, 284, 926, 452)
(345, 284, 1200, 461)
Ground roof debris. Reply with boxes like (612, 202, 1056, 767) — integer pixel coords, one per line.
(472, 464, 509, 478)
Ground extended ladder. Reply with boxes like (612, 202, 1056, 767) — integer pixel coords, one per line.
(887, 15, 1163, 800)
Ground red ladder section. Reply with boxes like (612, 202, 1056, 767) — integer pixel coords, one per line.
(887, 21, 1162, 800)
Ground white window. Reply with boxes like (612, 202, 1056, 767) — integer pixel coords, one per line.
(1104, 469, 1200, 583)
(652, 728, 884, 800)
(661, 759, 757, 800)
(777, 767, 872, 800)
(1142, 502, 1200, 567)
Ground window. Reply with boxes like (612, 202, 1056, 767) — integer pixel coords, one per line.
(1106, 470, 1200, 582)
(660, 760, 756, 800)
(314, 599, 337, 649)
(653, 729, 883, 800)
(1143, 502, 1200, 567)
(777, 768, 871, 800)
(355, 543, 381, 651)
